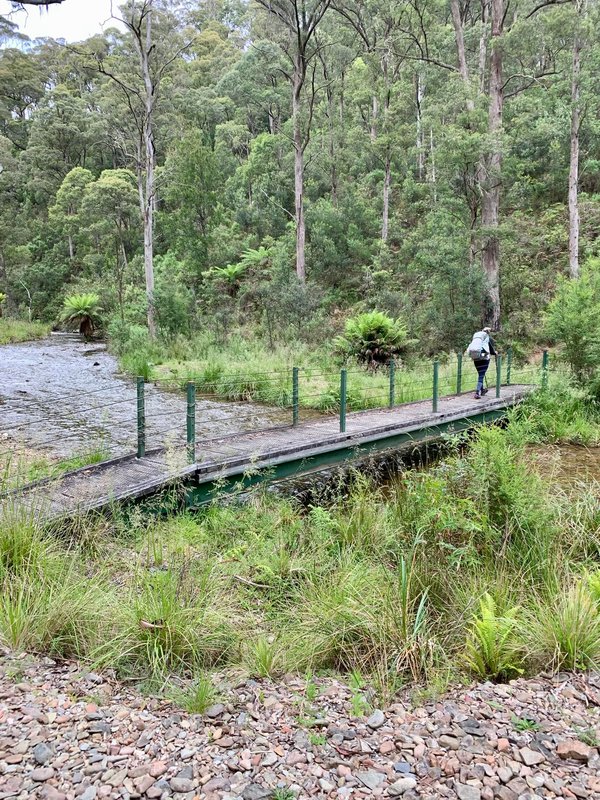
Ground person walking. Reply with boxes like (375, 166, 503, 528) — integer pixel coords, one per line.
(467, 327, 497, 399)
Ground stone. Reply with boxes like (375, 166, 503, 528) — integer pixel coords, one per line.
(149, 761, 168, 778)
(242, 784, 272, 800)
(519, 748, 545, 767)
(41, 788, 67, 800)
(319, 778, 335, 792)
(394, 762, 413, 774)
(170, 777, 195, 793)
(455, 784, 481, 800)
(556, 740, 593, 762)
(367, 710, 386, 730)
(205, 704, 225, 719)
(380, 740, 396, 754)
(439, 735, 461, 751)
(388, 778, 417, 796)
(31, 767, 55, 782)
(357, 770, 386, 790)
(32, 743, 54, 764)
(497, 739, 510, 753)
(79, 788, 97, 800)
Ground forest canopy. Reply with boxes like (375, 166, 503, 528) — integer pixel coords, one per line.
(0, 0, 598, 353)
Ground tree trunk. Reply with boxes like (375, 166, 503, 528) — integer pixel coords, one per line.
(371, 95, 378, 142)
(450, 0, 475, 113)
(138, 2, 156, 337)
(381, 152, 391, 242)
(479, 0, 489, 94)
(416, 74, 425, 180)
(481, 0, 503, 329)
(568, 27, 582, 279)
(68, 234, 74, 260)
(292, 73, 306, 281)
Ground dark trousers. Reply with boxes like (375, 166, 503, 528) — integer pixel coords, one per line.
(474, 359, 490, 394)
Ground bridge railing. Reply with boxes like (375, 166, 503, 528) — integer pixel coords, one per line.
(1, 349, 550, 487)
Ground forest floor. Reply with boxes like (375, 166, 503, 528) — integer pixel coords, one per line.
(1, 650, 599, 800)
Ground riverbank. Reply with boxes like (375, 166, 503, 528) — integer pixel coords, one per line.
(0, 319, 50, 345)
(113, 329, 545, 412)
(1, 649, 598, 800)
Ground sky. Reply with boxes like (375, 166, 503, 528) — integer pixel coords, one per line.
(0, 0, 124, 43)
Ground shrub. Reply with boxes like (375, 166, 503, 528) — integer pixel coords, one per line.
(61, 293, 102, 338)
(546, 258, 600, 390)
(334, 311, 411, 369)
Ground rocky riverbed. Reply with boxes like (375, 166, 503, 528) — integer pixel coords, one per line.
(0, 652, 599, 800)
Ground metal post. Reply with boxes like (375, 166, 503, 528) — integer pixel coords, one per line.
(542, 350, 549, 390)
(186, 382, 196, 463)
(456, 352, 463, 395)
(292, 367, 299, 427)
(389, 360, 395, 408)
(506, 347, 512, 386)
(136, 377, 145, 458)
(496, 355, 502, 398)
(340, 369, 347, 433)
(432, 360, 439, 413)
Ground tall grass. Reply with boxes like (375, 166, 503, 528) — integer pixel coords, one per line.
(1, 388, 600, 698)
(0, 319, 50, 345)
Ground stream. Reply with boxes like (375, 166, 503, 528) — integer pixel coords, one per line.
(0, 334, 288, 461)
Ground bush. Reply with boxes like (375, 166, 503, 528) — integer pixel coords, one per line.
(334, 311, 412, 369)
(546, 258, 600, 391)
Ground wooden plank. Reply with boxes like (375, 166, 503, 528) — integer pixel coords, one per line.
(1, 386, 533, 520)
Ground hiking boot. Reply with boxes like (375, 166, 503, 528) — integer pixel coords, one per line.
(481, 388, 488, 396)
(474, 392, 481, 399)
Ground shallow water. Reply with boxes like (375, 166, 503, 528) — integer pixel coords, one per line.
(527, 443, 600, 486)
(0, 334, 288, 460)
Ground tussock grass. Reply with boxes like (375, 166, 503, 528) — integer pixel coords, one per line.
(1, 387, 600, 698)
(0, 319, 50, 345)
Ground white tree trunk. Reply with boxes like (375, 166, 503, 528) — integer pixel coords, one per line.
(450, 0, 475, 113)
(481, 0, 503, 329)
(568, 28, 582, 279)
(382, 152, 391, 242)
(139, 2, 156, 337)
(292, 74, 306, 281)
(416, 74, 425, 179)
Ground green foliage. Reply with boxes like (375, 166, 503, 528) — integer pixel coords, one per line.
(465, 593, 524, 681)
(0, 319, 50, 344)
(546, 259, 600, 391)
(61, 293, 102, 338)
(335, 311, 411, 369)
(529, 583, 600, 671)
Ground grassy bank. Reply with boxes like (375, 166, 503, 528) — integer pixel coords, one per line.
(0, 319, 51, 345)
(115, 329, 547, 412)
(2, 389, 600, 703)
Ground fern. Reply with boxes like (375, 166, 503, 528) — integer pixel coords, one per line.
(465, 593, 524, 680)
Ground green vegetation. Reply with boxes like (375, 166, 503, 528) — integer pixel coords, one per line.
(2, 389, 600, 700)
(61, 293, 102, 338)
(0, 319, 50, 345)
(334, 312, 411, 370)
(0, 0, 599, 365)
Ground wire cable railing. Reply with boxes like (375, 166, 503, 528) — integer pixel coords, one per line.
(1, 348, 548, 487)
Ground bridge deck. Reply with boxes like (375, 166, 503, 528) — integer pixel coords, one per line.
(2, 386, 532, 520)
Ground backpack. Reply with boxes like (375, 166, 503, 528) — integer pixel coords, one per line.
(467, 332, 488, 360)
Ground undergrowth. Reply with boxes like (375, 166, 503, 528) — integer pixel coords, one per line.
(2, 387, 600, 700)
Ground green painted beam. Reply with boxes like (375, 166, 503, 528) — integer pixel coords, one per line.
(184, 406, 508, 507)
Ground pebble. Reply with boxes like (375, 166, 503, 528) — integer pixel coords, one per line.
(2, 652, 600, 800)
(556, 740, 593, 762)
(367, 710, 386, 729)
(31, 767, 56, 781)
(388, 777, 417, 796)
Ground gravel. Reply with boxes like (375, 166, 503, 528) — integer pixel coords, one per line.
(0, 651, 599, 799)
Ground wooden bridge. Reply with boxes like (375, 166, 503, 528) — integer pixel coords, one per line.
(2, 384, 533, 521)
